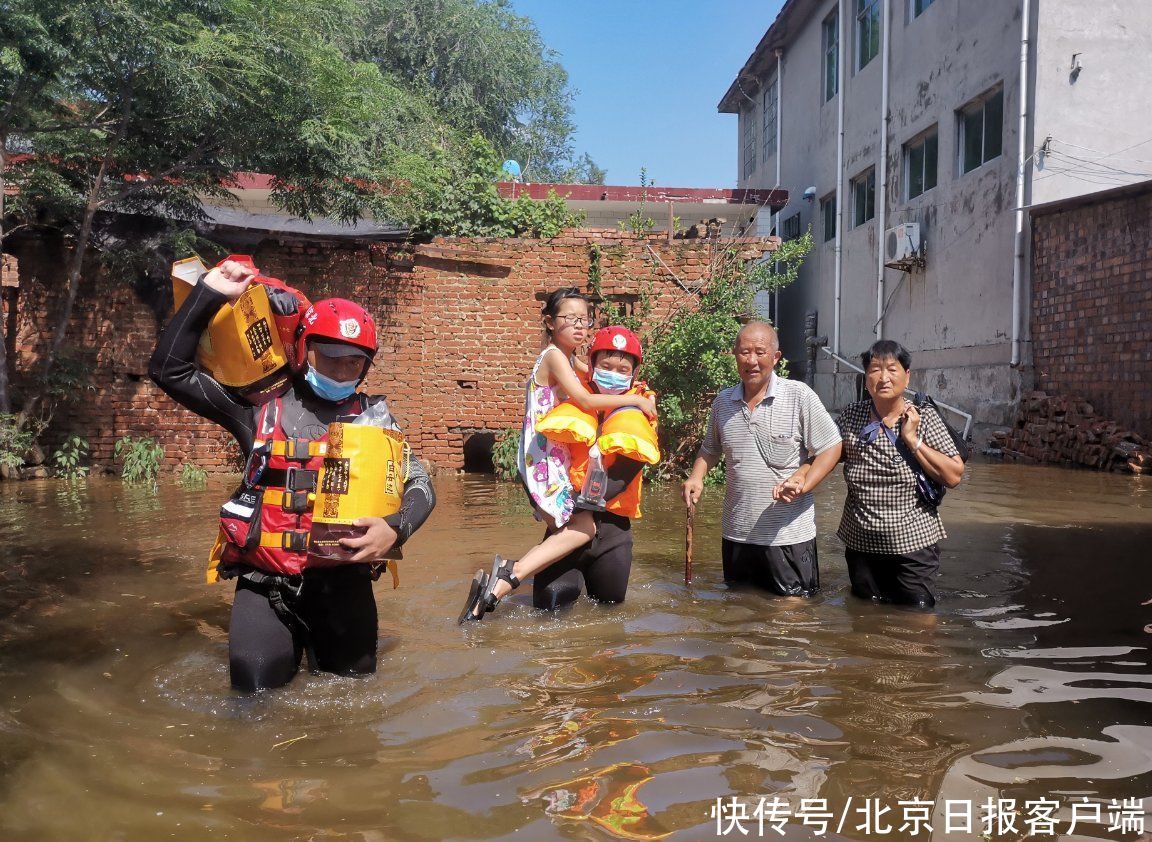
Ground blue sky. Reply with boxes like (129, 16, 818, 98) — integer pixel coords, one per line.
(510, 0, 785, 188)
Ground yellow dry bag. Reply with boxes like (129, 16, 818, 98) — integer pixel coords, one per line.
(170, 257, 290, 396)
(308, 422, 408, 568)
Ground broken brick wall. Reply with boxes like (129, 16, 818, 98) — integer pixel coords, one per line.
(4, 230, 772, 473)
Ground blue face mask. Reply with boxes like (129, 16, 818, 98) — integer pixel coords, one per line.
(305, 367, 359, 402)
(592, 367, 633, 395)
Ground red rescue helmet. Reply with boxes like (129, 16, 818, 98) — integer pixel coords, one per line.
(589, 326, 643, 366)
(295, 298, 378, 368)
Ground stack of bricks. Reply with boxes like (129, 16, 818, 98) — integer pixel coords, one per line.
(6, 228, 776, 475)
(990, 391, 1150, 474)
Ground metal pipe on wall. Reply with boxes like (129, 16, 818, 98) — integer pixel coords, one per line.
(875, 0, 891, 340)
(1011, 0, 1033, 366)
(833, 0, 847, 357)
(774, 48, 783, 323)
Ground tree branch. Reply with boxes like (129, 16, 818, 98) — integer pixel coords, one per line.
(99, 137, 217, 207)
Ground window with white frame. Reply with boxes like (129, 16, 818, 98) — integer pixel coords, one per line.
(823, 11, 839, 101)
(904, 127, 938, 199)
(909, 0, 936, 19)
(958, 88, 1003, 174)
(820, 194, 836, 242)
(762, 79, 778, 161)
(782, 212, 801, 240)
(743, 106, 758, 179)
(851, 168, 875, 226)
(856, 0, 880, 70)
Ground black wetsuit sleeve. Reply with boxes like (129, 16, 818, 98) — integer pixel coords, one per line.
(603, 456, 644, 503)
(148, 282, 256, 453)
(383, 443, 436, 550)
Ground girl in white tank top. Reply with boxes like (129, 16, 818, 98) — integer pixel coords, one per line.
(459, 289, 656, 623)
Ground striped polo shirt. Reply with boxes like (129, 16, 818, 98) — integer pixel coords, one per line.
(699, 376, 842, 547)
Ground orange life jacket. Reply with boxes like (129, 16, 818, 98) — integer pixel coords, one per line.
(538, 382, 659, 520)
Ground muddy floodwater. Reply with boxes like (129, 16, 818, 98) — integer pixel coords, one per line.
(1, 462, 1150, 841)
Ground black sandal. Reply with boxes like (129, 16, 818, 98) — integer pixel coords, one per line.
(478, 555, 521, 616)
(457, 569, 489, 625)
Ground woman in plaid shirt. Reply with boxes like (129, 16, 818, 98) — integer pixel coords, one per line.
(836, 340, 964, 608)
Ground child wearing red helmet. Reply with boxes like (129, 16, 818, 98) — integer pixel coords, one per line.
(458, 289, 657, 623)
(533, 325, 660, 610)
(151, 259, 436, 691)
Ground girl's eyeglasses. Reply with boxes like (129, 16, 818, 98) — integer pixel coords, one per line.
(555, 315, 590, 328)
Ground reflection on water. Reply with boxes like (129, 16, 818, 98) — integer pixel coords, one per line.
(1, 462, 1150, 839)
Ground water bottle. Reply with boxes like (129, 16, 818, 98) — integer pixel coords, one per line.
(577, 444, 609, 511)
(350, 397, 398, 430)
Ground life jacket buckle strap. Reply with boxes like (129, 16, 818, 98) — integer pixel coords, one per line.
(285, 438, 312, 461)
(285, 466, 317, 493)
(281, 531, 309, 552)
(283, 491, 311, 513)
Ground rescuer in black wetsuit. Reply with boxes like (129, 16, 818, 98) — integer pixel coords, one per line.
(530, 470, 641, 610)
(150, 260, 434, 692)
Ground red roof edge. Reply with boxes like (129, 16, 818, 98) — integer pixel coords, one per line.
(496, 182, 787, 209)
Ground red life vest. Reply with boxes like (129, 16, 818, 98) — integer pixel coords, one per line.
(217, 395, 364, 576)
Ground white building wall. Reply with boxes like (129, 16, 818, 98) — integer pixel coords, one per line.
(727, 0, 1151, 430)
(1030, 0, 1152, 205)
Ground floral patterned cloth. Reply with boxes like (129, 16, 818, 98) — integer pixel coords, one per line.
(517, 345, 574, 526)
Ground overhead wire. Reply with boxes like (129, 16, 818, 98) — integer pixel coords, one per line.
(1046, 135, 1152, 166)
(1042, 148, 1152, 179)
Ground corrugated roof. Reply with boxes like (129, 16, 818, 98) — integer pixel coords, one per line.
(196, 205, 408, 240)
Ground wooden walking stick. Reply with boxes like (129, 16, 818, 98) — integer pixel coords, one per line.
(684, 507, 694, 586)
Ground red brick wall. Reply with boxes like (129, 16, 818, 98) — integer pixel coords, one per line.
(1030, 186, 1152, 440)
(5, 230, 771, 473)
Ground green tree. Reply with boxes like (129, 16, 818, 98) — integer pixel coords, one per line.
(385, 134, 584, 237)
(559, 152, 607, 186)
(358, 0, 601, 183)
(641, 233, 814, 478)
(0, 0, 397, 423)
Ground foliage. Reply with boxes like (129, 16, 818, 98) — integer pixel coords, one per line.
(7, 351, 95, 444)
(587, 244, 653, 336)
(4, 0, 400, 225)
(115, 435, 163, 485)
(37, 351, 92, 406)
(178, 463, 208, 487)
(0, 413, 42, 472)
(704, 463, 726, 487)
(0, 0, 402, 421)
(618, 168, 656, 236)
(640, 233, 814, 480)
(386, 135, 584, 237)
(558, 153, 607, 186)
(583, 229, 813, 481)
(98, 223, 223, 314)
(52, 434, 89, 479)
(491, 427, 520, 481)
(358, 0, 600, 183)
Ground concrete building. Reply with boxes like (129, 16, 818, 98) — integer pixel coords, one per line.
(720, 0, 1152, 432)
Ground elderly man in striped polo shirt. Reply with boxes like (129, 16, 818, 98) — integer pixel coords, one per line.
(683, 322, 842, 596)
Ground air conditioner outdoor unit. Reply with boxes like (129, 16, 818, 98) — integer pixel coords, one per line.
(885, 222, 922, 269)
